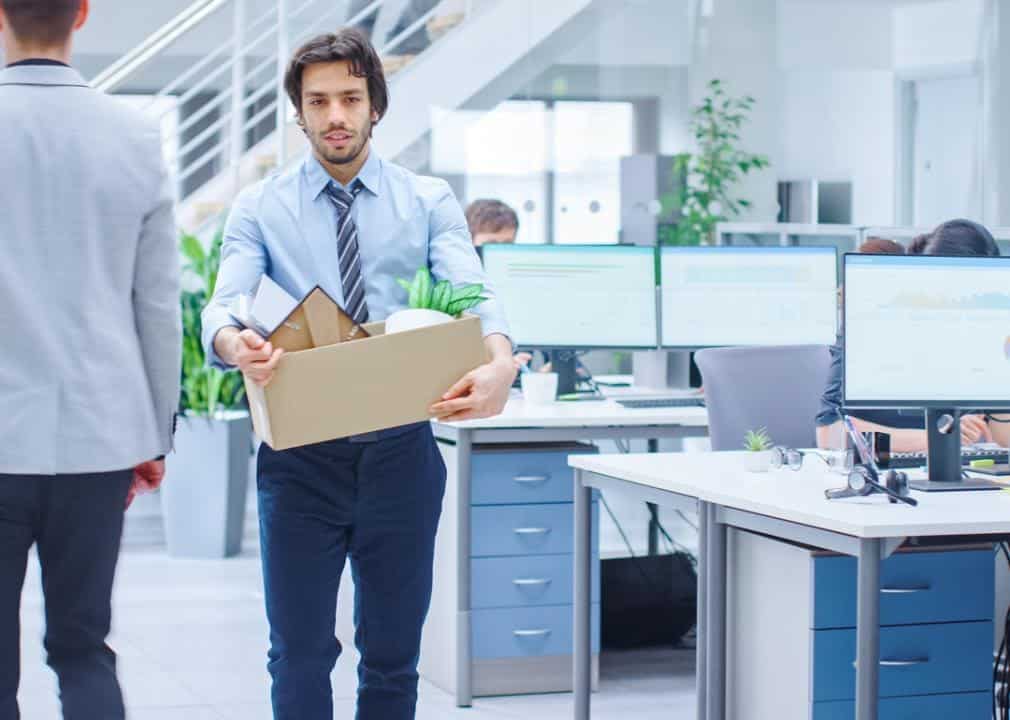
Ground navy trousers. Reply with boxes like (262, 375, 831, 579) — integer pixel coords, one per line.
(0, 471, 132, 720)
(257, 423, 446, 720)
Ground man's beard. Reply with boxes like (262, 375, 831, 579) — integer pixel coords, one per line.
(313, 119, 372, 167)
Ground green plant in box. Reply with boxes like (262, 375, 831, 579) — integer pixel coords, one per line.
(396, 268, 486, 316)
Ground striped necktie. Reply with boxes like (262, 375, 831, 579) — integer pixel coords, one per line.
(324, 180, 369, 324)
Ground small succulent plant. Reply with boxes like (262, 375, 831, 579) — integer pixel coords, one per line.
(743, 427, 773, 452)
(397, 268, 487, 317)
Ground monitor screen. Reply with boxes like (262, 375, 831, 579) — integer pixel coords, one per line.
(844, 254, 1010, 408)
(481, 244, 658, 349)
(660, 246, 838, 348)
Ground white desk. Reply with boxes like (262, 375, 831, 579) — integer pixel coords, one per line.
(428, 395, 708, 706)
(569, 452, 1010, 720)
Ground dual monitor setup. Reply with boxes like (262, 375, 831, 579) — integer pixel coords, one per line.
(482, 244, 838, 394)
(484, 245, 1010, 491)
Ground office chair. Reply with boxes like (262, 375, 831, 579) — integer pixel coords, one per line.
(694, 345, 832, 452)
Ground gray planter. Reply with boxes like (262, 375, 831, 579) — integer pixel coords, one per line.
(162, 411, 253, 558)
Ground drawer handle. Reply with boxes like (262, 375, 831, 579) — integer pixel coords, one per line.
(879, 657, 929, 667)
(513, 578, 552, 587)
(880, 585, 931, 594)
(513, 527, 551, 536)
(513, 629, 552, 638)
(513, 475, 551, 485)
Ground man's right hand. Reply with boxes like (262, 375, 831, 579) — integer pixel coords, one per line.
(215, 327, 285, 387)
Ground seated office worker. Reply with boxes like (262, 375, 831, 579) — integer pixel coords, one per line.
(202, 29, 515, 720)
(465, 198, 519, 252)
(817, 219, 1010, 451)
(0, 1, 181, 718)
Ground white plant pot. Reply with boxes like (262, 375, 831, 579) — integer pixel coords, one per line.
(385, 308, 454, 334)
(162, 411, 252, 558)
(744, 450, 773, 473)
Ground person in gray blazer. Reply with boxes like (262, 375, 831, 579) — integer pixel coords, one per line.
(0, 2, 181, 719)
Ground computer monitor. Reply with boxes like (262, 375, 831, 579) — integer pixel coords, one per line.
(843, 253, 1010, 490)
(481, 244, 659, 350)
(659, 246, 838, 348)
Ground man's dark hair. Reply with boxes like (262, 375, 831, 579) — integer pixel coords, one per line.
(465, 199, 519, 235)
(1, 0, 81, 45)
(284, 28, 388, 121)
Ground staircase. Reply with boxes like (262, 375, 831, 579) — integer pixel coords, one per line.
(93, 0, 602, 233)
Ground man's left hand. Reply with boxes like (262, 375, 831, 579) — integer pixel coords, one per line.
(126, 459, 166, 509)
(430, 359, 516, 422)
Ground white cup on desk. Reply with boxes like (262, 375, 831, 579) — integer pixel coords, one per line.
(520, 372, 558, 405)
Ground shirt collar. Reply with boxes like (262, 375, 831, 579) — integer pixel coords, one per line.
(305, 146, 382, 200)
(6, 58, 71, 68)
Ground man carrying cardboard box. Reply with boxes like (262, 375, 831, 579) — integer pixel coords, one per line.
(201, 27, 514, 720)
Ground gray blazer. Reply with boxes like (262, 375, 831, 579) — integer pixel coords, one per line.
(0, 65, 181, 474)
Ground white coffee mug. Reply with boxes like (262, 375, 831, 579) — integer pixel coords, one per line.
(521, 372, 559, 405)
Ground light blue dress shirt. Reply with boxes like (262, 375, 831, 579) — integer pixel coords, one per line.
(202, 149, 510, 367)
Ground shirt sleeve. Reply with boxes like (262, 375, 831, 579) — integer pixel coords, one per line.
(426, 181, 512, 343)
(815, 341, 844, 427)
(201, 189, 268, 370)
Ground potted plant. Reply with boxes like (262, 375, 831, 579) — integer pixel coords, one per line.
(385, 268, 486, 334)
(743, 427, 774, 472)
(663, 79, 770, 247)
(162, 224, 251, 559)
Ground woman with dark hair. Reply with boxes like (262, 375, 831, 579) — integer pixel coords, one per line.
(816, 219, 1005, 451)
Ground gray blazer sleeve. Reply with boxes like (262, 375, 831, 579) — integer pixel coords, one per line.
(134, 161, 183, 454)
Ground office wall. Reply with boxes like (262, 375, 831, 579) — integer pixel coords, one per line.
(691, 0, 780, 223)
(779, 70, 896, 226)
(893, 0, 984, 74)
(777, 0, 892, 71)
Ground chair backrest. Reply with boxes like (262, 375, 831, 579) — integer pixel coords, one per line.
(694, 345, 833, 452)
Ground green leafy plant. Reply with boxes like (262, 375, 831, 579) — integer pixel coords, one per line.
(743, 427, 773, 452)
(179, 225, 246, 417)
(396, 268, 487, 316)
(665, 79, 771, 246)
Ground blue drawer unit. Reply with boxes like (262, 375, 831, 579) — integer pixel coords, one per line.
(471, 553, 600, 609)
(471, 604, 601, 659)
(813, 548, 994, 629)
(813, 692, 990, 720)
(812, 621, 993, 702)
(471, 445, 596, 505)
(471, 503, 578, 557)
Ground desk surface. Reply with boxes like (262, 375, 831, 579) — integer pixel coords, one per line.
(435, 394, 709, 430)
(570, 451, 1010, 538)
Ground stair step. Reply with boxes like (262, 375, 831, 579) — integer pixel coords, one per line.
(382, 54, 417, 75)
(427, 12, 465, 42)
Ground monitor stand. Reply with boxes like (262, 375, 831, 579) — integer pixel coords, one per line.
(909, 408, 1003, 492)
(632, 350, 691, 391)
(549, 350, 579, 397)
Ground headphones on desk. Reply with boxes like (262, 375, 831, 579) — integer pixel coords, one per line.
(822, 412, 918, 507)
(825, 464, 916, 506)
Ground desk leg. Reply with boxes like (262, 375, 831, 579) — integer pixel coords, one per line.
(456, 431, 473, 708)
(856, 539, 881, 720)
(574, 469, 593, 720)
(705, 504, 726, 720)
(696, 501, 708, 720)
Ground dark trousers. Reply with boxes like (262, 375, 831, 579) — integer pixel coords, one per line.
(0, 471, 132, 720)
(257, 424, 446, 720)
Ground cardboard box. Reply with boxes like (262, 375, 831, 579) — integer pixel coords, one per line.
(242, 285, 487, 450)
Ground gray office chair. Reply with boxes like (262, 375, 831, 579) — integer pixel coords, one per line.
(694, 345, 832, 452)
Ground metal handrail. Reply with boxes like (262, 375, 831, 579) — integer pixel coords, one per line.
(92, 0, 470, 206)
(93, 0, 230, 92)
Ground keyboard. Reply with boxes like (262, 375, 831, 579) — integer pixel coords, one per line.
(616, 397, 706, 409)
(886, 447, 1009, 469)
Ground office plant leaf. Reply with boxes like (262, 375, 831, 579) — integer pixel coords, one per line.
(665, 79, 771, 246)
(179, 225, 246, 417)
(398, 268, 487, 317)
